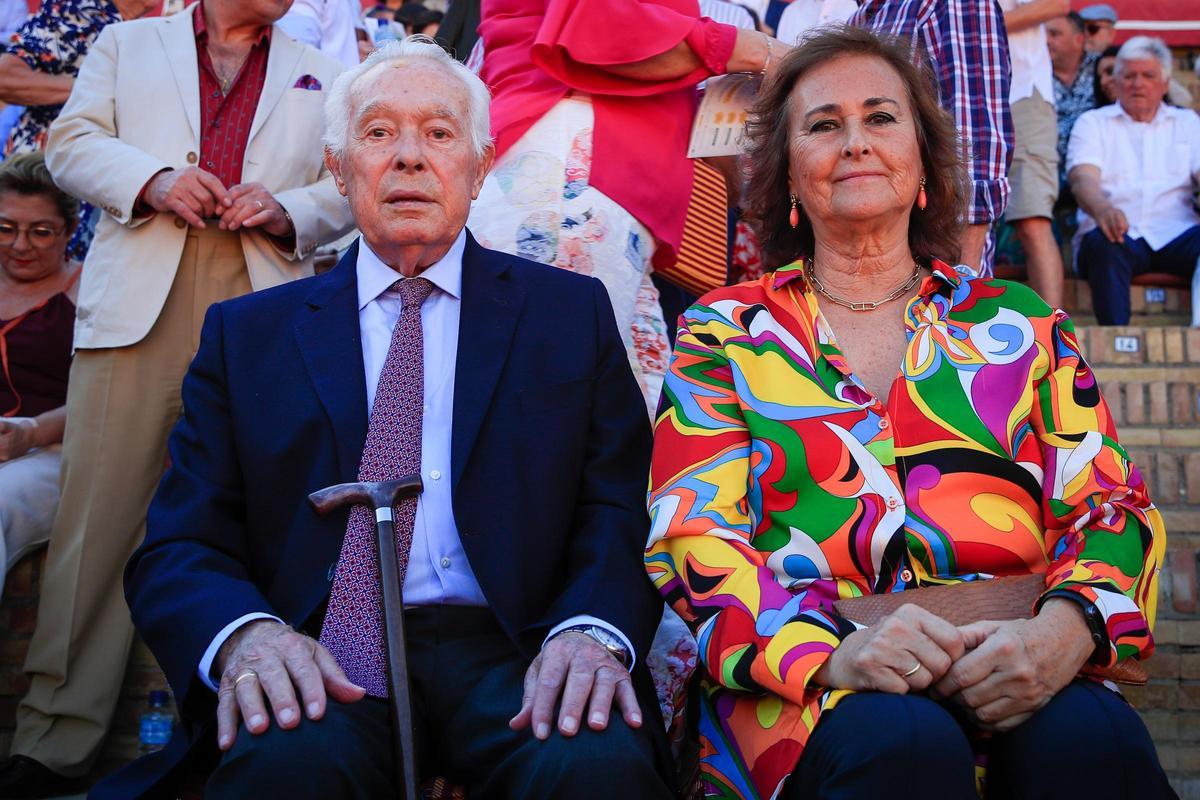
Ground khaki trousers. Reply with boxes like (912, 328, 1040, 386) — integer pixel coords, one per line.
(12, 229, 252, 775)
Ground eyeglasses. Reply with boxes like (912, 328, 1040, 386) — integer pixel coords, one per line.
(0, 222, 64, 248)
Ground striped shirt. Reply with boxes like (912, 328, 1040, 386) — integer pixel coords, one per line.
(699, 0, 756, 29)
(850, 0, 1013, 228)
(194, 2, 271, 188)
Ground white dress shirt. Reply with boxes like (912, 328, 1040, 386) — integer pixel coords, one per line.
(276, 0, 360, 68)
(199, 232, 633, 689)
(1067, 102, 1200, 251)
(776, 0, 858, 44)
(996, 0, 1054, 104)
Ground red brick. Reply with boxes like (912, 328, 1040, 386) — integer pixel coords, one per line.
(1149, 382, 1170, 425)
(1180, 710, 1200, 741)
(1126, 383, 1148, 425)
(1186, 455, 1200, 505)
(1101, 381, 1124, 424)
(1148, 651, 1182, 679)
(1184, 654, 1200, 680)
(1180, 683, 1200, 710)
(1169, 383, 1197, 424)
(1165, 329, 1188, 364)
(1186, 328, 1200, 362)
(1141, 710, 1179, 740)
(1126, 682, 1178, 709)
(1157, 454, 1182, 505)
(1178, 620, 1200, 646)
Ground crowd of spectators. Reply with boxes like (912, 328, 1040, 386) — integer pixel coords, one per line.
(0, 0, 1195, 797)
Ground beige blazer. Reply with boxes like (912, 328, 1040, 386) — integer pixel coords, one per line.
(45, 8, 355, 350)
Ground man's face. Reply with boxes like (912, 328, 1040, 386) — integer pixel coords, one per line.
(327, 61, 493, 260)
(1046, 18, 1084, 70)
(1117, 57, 1170, 121)
(1084, 20, 1116, 52)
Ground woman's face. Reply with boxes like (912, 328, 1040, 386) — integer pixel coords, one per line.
(785, 54, 923, 234)
(0, 190, 70, 283)
(1098, 55, 1118, 103)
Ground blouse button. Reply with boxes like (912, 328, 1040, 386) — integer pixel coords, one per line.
(899, 568, 913, 583)
(186, 151, 198, 164)
(440, 557, 451, 569)
(887, 497, 899, 510)
(878, 418, 890, 430)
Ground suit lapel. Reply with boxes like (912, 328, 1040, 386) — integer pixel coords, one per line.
(248, 27, 306, 146)
(158, 6, 201, 145)
(294, 242, 369, 483)
(451, 235, 525, 488)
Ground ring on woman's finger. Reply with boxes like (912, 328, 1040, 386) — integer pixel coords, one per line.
(255, 199, 264, 210)
(901, 661, 921, 678)
(234, 670, 259, 688)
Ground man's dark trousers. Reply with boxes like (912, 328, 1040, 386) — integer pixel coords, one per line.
(206, 608, 671, 799)
(1077, 225, 1200, 324)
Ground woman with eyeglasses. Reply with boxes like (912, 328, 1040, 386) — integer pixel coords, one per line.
(0, 151, 80, 594)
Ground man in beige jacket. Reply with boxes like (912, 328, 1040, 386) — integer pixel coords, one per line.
(0, 0, 354, 794)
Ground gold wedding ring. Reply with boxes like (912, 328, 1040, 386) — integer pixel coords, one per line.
(901, 662, 921, 678)
(234, 670, 259, 688)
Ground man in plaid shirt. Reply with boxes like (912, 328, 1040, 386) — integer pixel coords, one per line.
(851, 0, 1014, 276)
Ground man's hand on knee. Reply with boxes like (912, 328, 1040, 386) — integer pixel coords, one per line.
(215, 620, 365, 750)
(509, 632, 642, 741)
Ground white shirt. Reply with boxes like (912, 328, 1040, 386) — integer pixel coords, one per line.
(1067, 102, 1200, 251)
(776, 0, 858, 45)
(198, 232, 634, 689)
(276, 0, 360, 68)
(996, 0, 1053, 103)
(699, 0, 756, 29)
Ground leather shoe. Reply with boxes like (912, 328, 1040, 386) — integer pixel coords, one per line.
(0, 755, 88, 799)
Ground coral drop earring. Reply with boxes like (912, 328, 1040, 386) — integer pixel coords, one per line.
(788, 194, 800, 229)
(916, 177, 927, 211)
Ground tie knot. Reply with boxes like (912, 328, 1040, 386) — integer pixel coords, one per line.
(392, 276, 436, 308)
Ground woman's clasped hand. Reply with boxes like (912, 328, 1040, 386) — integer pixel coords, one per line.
(816, 600, 1096, 732)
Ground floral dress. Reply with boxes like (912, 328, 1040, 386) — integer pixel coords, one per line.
(5, 0, 120, 257)
(646, 261, 1165, 799)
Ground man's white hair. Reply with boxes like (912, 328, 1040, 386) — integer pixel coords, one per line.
(323, 35, 493, 159)
(1115, 35, 1173, 80)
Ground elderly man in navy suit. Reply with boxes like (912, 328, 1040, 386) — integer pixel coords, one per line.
(95, 36, 674, 800)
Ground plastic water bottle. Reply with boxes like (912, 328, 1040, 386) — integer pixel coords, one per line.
(137, 690, 174, 755)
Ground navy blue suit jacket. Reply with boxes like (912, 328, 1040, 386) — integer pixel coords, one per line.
(97, 234, 663, 798)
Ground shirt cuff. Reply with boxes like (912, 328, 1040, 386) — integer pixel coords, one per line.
(198, 612, 284, 691)
(685, 17, 738, 76)
(967, 177, 1010, 225)
(545, 615, 638, 669)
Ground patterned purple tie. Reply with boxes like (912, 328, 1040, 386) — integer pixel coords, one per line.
(320, 276, 436, 697)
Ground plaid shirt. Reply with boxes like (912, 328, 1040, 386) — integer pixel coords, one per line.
(850, 0, 1013, 227)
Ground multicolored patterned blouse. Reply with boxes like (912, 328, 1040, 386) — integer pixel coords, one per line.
(645, 261, 1165, 800)
(4, 0, 120, 156)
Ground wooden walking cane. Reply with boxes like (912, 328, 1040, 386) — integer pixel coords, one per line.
(309, 476, 424, 800)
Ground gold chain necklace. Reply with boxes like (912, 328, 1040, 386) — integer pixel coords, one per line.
(207, 45, 251, 95)
(806, 258, 922, 312)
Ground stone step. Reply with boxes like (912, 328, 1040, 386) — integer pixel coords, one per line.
(1062, 279, 1191, 319)
(1077, 326, 1200, 368)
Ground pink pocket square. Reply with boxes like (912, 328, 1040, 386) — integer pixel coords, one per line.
(293, 74, 322, 91)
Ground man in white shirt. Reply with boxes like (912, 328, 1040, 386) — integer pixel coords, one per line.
(1068, 36, 1200, 326)
(93, 36, 672, 800)
(1000, 0, 1067, 309)
(775, 0, 858, 45)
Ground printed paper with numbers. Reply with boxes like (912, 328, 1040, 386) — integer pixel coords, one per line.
(688, 74, 761, 158)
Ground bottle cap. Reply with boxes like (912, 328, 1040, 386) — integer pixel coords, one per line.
(148, 690, 170, 705)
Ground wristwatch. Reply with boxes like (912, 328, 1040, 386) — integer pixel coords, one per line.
(558, 625, 630, 667)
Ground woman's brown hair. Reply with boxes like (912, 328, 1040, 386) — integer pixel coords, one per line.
(0, 151, 79, 232)
(742, 26, 968, 269)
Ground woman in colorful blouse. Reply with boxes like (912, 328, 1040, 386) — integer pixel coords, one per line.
(646, 27, 1171, 800)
